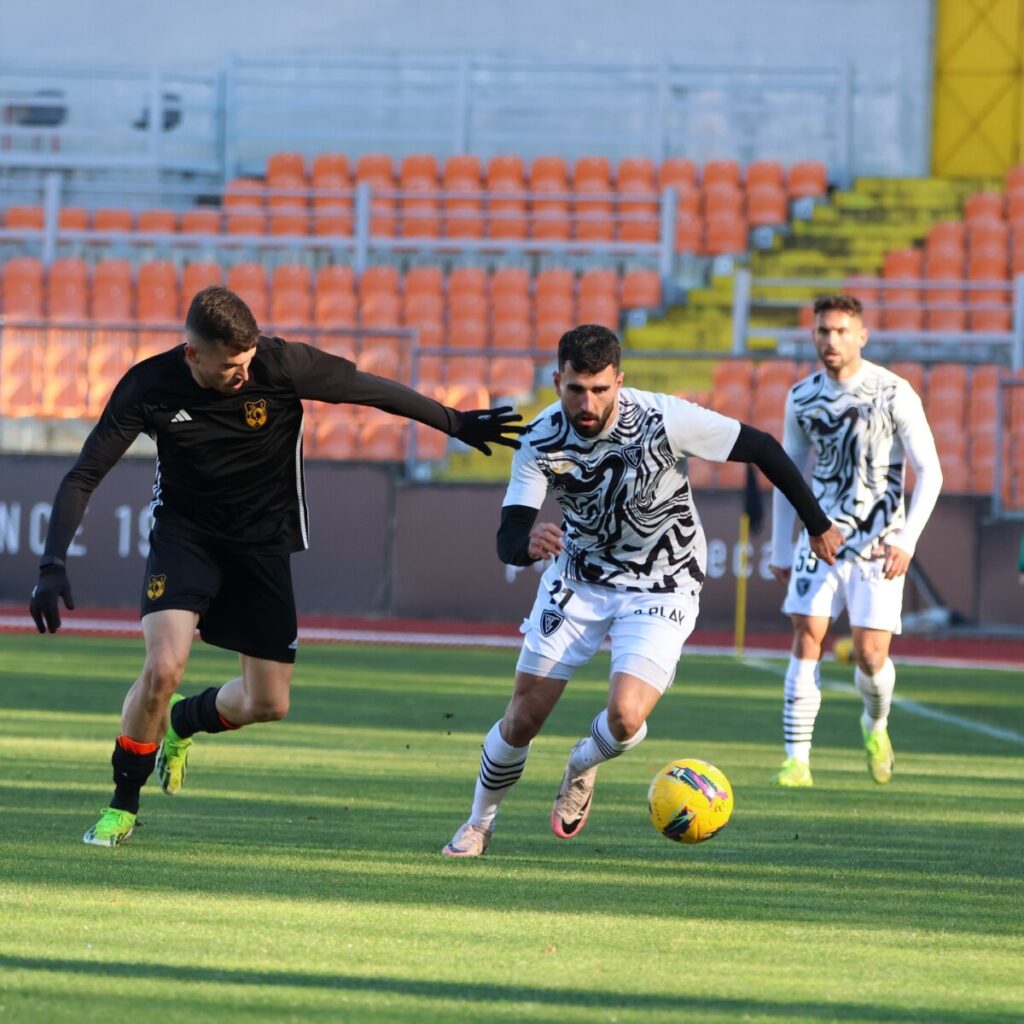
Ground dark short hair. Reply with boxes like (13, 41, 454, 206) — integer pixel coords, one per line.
(557, 324, 621, 374)
(185, 285, 260, 351)
(813, 294, 864, 318)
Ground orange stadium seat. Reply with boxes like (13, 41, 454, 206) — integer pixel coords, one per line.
(491, 314, 532, 351)
(674, 209, 702, 254)
(747, 185, 788, 227)
(271, 265, 313, 323)
(0, 257, 44, 416)
(224, 178, 265, 210)
(268, 209, 309, 235)
(968, 222, 1008, 262)
(405, 265, 445, 301)
(226, 263, 268, 321)
(843, 276, 882, 329)
(704, 213, 748, 256)
(358, 419, 408, 461)
(659, 157, 697, 191)
(490, 266, 530, 301)
(703, 159, 742, 189)
(617, 157, 659, 243)
(4, 205, 43, 229)
(577, 293, 619, 329)
(787, 161, 828, 199)
(573, 155, 614, 242)
(925, 364, 967, 449)
(486, 154, 528, 240)
(42, 259, 89, 417)
(58, 207, 88, 231)
(746, 160, 785, 192)
(888, 361, 926, 398)
(313, 408, 360, 459)
(311, 153, 353, 236)
(180, 209, 221, 235)
(139, 260, 179, 321)
(137, 209, 177, 233)
(358, 264, 400, 300)
(530, 155, 571, 241)
(964, 191, 1004, 225)
(266, 152, 308, 211)
(703, 182, 744, 220)
(226, 209, 266, 235)
(443, 154, 483, 239)
(92, 209, 133, 232)
(925, 221, 965, 259)
(489, 356, 535, 398)
(180, 260, 221, 310)
(445, 355, 489, 389)
(621, 268, 661, 308)
(399, 153, 440, 238)
(88, 259, 135, 413)
(355, 153, 396, 237)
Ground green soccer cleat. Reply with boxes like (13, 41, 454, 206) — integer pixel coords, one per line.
(770, 757, 814, 787)
(83, 807, 136, 847)
(156, 693, 193, 796)
(862, 723, 894, 785)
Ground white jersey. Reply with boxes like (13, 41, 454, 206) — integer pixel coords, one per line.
(504, 387, 740, 592)
(770, 360, 942, 567)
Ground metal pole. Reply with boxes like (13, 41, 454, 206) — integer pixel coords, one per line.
(453, 56, 470, 155)
(354, 181, 371, 275)
(41, 171, 61, 268)
(1012, 274, 1024, 372)
(657, 185, 677, 295)
(731, 267, 752, 355)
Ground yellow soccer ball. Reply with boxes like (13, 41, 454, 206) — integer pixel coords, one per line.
(648, 758, 734, 844)
(834, 636, 854, 664)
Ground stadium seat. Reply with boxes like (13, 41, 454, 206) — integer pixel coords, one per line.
(58, 207, 89, 231)
(4, 206, 43, 229)
(270, 285, 313, 329)
(87, 260, 135, 414)
(42, 259, 89, 417)
(2, 256, 44, 316)
(573, 155, 614, 242)
(92, 209, 133, 232)
(617, 157, 659, 243)
(787, 161, 828, 199)
(226, 209, 266, 235)
(491, 314, 532, 351)
(888, 361, 926, 398)
(703, 159, 742, 189)
(925, 221, 965, 259)
(137, 209, 177, 233)
(268, 210, 309, 235)
(266, 152, 308, 211)
(704, 213, 748, 256)
(359, 264, 401, 300)
(746, 160, 785, 192)
(577, 293, 619, 329)
(443, 154, 484, 239)
(964, 192, 1004, 225)
(674, 209, 702, 254)
(355, 153, 396, 237)
(139, 260, 179, 322)
(226, 263, 268, 321)
(0, 257, 44, 416)
(621, 268, 661, 308)
(224, 178, 265, 209)
(489, 356, 535, 398)
(486, 154, 528, 240)
(313, 408, 360, 459)
(843, 276, 882, 329)
(180, 209, 221, 235)
(712, 359, 754, 420)
(358, 419, 408, 461)
(530, 155, 571, 240)
(311, 153, 353, 236)
(445, 356, 489, 389)
(747, 185, 788, 227)
(490, 266, 530, 301)
(703, 182, 744, 220)
(399, 153, 441, 238)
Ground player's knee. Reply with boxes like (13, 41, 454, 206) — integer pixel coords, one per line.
(854, 647, 887, 676)
(607, 705, 646, 743)
(141, 655, 186, 699)
(501, 707, 543, 746)
(246, 693, 290, 722)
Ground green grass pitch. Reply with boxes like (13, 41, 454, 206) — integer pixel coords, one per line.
(0, 633, 1022, 1023)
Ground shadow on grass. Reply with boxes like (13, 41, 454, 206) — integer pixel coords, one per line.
(0, 954, 1015, 1023)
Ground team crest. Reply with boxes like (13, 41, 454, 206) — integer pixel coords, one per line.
(796, 578, 810, 596)
(244, 399, 268, 429)
(146, 574, 167, 600)
(540, 609, 564, 636)
(622, 444, 643, 468)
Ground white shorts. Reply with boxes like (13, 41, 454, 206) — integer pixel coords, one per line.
(782, 539, 904, 634)
(516, 562, 700, 694)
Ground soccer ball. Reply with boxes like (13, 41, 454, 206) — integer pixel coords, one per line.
(648, 758, 734, 844)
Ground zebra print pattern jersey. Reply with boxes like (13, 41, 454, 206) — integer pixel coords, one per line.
(504, 388, 740, 592)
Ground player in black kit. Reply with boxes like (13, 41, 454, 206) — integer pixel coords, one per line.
(28, 285, 524, 847)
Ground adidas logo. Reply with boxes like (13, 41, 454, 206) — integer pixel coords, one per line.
(171, 409, 192, 423)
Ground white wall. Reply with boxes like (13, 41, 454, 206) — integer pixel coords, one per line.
(0, 0, 934, 175)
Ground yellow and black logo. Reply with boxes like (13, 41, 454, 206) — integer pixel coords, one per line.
(146, 574, 167, 600)
(244, 399, 268, 429)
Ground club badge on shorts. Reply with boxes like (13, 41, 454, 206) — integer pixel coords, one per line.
(244, 399, 268, 429)
(541, 609, 564, 636)
(147, 574, 167, 600)
(796, 578, 810, 596)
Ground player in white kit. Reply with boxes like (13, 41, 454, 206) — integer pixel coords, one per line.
(769, 294, 943, 787)
(442, 325, 844, 856)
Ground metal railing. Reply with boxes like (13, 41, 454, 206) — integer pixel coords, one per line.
(731, 269, 1024, 371)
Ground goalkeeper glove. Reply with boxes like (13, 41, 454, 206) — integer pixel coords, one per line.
(451, 406, 526, 456)
(30, 564, 75, 634)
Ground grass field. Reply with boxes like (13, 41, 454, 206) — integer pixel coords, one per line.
(1, 633, 1022, 1023)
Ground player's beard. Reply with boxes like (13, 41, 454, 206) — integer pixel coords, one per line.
(572, 406, 613, 437)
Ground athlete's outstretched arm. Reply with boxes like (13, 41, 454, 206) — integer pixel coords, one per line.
(728, 422, 843, 565)
(285, 343, 525, 454)
(30, 376, 145, 632)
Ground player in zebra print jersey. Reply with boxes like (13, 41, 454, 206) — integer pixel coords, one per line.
(769, 294, 943, 788)
(443, 324, 844, 857)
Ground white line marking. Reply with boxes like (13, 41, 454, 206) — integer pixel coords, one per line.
(744, 657, 1024, 747)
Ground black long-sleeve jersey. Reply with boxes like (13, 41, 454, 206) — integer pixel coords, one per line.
(44, 336, 461, 558)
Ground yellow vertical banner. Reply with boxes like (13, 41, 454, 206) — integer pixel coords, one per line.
(932, 0, 1024, 176)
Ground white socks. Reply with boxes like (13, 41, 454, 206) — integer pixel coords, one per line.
(468, 721, 531, 830)
(856, 658, 896, 733)
(783, 657, 821, 762)
(569, 709, 648, 774)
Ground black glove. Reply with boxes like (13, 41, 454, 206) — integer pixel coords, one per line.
(451, 406, 526, 456)
(30, 565, 75, 634)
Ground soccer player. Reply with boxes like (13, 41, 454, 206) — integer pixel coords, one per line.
(442, 324, 844, 857)
(28, 285, 524, 847)
(768, 294, 943, 787)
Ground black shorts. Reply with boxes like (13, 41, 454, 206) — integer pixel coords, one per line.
(141, 523, 298, 663)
